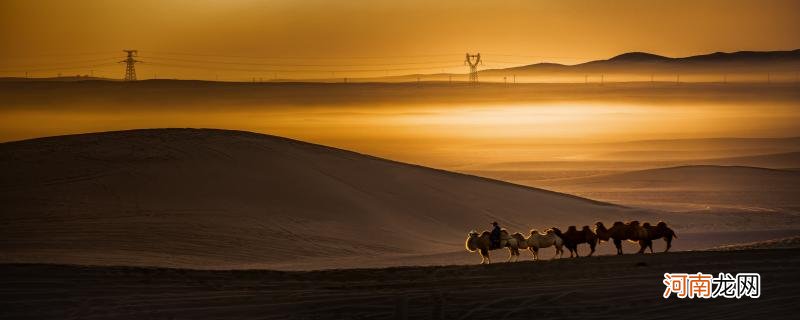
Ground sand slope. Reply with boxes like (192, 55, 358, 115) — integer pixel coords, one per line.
(1, 129, 654, 269)
(697, 151, 800, 169)
(537, 165, 800, 212)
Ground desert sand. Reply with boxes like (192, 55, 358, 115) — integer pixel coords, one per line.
(2, 247, 798, 320)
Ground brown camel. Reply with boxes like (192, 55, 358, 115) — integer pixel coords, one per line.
(465, 229, 521, 264)
(595, 220, 677, 254)
(640, 221, 678, 253)
(594, 221, 645, 255)
(551, 226, 597, 258)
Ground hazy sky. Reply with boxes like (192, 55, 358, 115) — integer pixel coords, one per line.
(1, 0, 799, 79)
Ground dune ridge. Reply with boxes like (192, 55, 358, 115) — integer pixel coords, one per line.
(1, 128, 653, 269)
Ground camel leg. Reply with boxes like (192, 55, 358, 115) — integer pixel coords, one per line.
(648, 240, 654, 254)
(614, 238, 623, 255)
(529, 247, 537, 261)
(664, 236, 673, 252)
(480, 249, 489, 264)
(637, 240, 647, 254)
(588, 242, 596, 257)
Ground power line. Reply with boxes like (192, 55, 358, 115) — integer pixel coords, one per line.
(0, 61, 119, 73)
(146, 50, 464, 61)
(0, 57, 123, 70)
(139, 55, 460, 68)
(481, 52, 594, 61)
(0, 51, 122, 59)
(144, 61, 463, 73)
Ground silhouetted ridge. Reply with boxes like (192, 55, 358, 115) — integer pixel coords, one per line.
(608, 52, 670, 62)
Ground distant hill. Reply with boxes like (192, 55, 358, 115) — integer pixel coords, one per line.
(696, 151, 800, 169)
(485, 49, 800, 80)
(536, 165, 800, 213)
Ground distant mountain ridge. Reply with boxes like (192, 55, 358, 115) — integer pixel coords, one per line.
(606, 49, 800, 63)
(497, 49, 800, 74)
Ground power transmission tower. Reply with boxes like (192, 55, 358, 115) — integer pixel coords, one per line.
(120, 50, 141, 81)
(464, 53, 481, 83)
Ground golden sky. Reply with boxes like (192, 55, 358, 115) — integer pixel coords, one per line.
(1, 0, 799, 80)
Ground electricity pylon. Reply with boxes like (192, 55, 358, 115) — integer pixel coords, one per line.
(464, 53, 481, 83)
(120, 50, 141, 81)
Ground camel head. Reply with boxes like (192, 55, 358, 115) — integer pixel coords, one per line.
(594, 222, 609, 241)
(595, 221, 605, 228)
(594, 221, 607, 233)
(465, 230, 481, 252)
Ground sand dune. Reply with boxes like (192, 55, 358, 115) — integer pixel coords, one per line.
(2, 130, 796, 270)
(537, 165, 800, 212)
(1, 129, 658, 269)
(697, 151, 800, 168)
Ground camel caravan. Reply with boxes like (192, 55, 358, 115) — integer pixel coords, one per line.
(465, 220, 677, 264)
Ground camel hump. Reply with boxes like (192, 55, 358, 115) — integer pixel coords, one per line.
(613, 221, 625, 226)
(567, 225, 577, 231)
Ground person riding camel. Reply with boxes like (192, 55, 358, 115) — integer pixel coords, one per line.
(490, 221, 502, 249)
